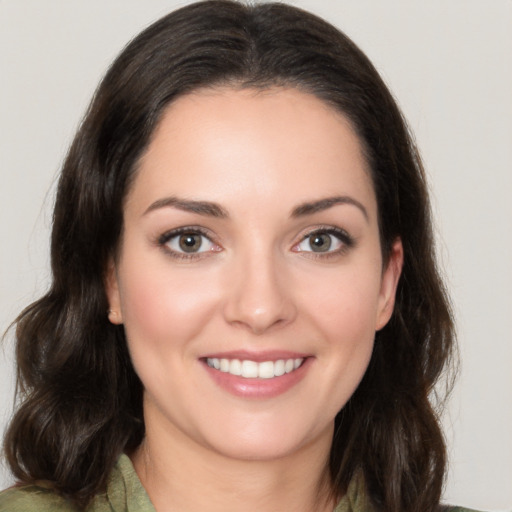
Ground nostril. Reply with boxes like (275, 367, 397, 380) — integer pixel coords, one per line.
(221, 259, 297, 333)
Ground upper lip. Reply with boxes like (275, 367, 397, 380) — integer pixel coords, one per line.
(201, 350, 310, 362)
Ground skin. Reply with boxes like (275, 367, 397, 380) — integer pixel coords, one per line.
(106, 87, 403, 512)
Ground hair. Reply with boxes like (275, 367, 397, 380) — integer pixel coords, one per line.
(3, 1, 456, 511)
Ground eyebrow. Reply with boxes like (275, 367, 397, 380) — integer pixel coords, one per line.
(143, 194, 368, 221)
(291, 196, 369, 221)
(143, 196, 229, 218)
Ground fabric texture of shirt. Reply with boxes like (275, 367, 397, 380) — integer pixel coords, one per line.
(0, 454, 482, 511)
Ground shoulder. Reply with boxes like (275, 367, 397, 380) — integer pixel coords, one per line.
(0, 483, 113, 511)
(336, 473, 487, 512)
(0, 484, 80, 511)
(443, 507, 486, 512)
(0, 455, 154, 512)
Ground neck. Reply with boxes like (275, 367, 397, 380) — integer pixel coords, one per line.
(131, 410, 337, 512)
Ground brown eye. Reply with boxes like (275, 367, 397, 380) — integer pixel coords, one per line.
(160, 229, 217, 256)
(178, 233, 203, 252)
(294, 228, 353, 256)
(308, 233, 332, 252)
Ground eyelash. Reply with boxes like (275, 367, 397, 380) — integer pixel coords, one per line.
(157, 226, 220, 260)
(156, 225, 355, 261)
(294, 226, 355, 259)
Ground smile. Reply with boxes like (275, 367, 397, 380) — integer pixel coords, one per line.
(206, 357, 304, 379)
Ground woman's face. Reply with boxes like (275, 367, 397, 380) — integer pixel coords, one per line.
(107, 87, 402, 461)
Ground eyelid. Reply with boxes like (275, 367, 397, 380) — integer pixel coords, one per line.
(155, 224, 354, 260)
(292, 225, 355, 256)
(157, 226, 222, 259)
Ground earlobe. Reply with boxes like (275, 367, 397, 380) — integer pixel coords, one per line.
(107, 309, 122, 324)
(104, 259, 123, 325)
(376, 238, 403, 331)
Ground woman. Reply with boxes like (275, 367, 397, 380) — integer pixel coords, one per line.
(0, 1, 479, 511)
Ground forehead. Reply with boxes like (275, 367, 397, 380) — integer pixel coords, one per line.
(128, 86, 376, 218)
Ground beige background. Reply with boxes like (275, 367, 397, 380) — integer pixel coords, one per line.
(1, 1, 511, 510)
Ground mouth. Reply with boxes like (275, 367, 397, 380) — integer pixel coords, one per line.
(205, 357, 304, 379)
(201, 352, 311, 398)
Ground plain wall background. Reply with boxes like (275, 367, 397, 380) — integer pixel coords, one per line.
(1, 1, 511, 510)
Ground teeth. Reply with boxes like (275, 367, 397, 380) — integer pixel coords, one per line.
(206, 357, 304, 378)
(274, 359, 285, 376)
(258, 361, 274, 379)
(241, 360, 258, 378)
(229, 359, 242, 376)
(219, 358, 230, 372)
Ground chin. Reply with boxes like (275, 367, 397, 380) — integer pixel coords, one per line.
(199, 416, 334, 463)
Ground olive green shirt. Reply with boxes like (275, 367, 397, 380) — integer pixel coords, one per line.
(0, 454, 481, 511)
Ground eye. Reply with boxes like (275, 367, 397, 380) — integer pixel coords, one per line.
(294, 228, 354, 254)
(158, 228, 219, 258)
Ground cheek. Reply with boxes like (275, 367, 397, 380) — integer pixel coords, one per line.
(118, 260, 221, 350)
(311, 274, 378, 408)
(302, 263, 383, 338)
(297, 261, 381, 400)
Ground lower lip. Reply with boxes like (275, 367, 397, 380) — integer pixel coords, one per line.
(202, 358, 312, 399)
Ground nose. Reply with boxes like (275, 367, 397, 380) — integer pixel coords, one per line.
(222, 249, 297, 335)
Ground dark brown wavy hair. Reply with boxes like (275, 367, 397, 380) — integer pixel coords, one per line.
(3, 1, 456, 510)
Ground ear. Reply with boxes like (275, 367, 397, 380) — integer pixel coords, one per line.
(104, 258, 123, 325)
(375, 238, 403, 331)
